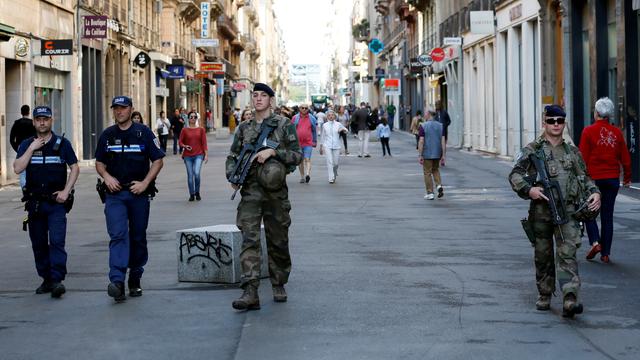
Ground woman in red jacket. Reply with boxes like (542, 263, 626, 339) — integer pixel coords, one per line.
(179, 111, 208, 201)
(579, 97, 631, 263)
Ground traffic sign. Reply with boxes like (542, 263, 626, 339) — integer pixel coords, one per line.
(431, 47, 445, 62)
(417, 54, 433, 66)
(368, 38, 384, 55)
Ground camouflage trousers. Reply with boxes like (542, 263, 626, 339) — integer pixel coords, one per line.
(531, 216, 581, 299)
(236, 180, 292, 289)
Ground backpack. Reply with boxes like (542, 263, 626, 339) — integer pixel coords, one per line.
(366, 112, 379, 131)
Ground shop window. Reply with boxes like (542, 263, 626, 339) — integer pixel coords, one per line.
(34, 87, 63, 135)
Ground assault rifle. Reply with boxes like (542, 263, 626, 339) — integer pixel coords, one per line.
(227, 123, 278, 200)
(528, 149, 569, 225)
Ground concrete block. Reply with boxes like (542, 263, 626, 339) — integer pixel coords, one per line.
(177, 224, 268, 283)
(215, 127, 230, 139)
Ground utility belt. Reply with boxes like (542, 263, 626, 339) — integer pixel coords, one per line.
(96, 178, 159, 204)
(22, 190, 74, 231)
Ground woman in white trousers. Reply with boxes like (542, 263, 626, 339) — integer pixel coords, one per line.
(320, 110, 348, 184)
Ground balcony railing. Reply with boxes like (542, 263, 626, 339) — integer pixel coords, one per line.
(217, 14, 238, 39)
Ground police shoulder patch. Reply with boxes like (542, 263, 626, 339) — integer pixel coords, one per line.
(153, 137, 161, 149)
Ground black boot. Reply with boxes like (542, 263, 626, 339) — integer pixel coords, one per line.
(128, 278, 142, 297)
(35, 280, 53, 294)
(51, 282, 66, 299)
(107, 282, 126, 302)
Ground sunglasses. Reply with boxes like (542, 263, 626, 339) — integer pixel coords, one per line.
(545, 117, 565, 125)
(189, 115, 197, 118)
(300, 107, 308, 109)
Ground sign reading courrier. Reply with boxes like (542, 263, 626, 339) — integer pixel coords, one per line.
(41, 40, 73, 56)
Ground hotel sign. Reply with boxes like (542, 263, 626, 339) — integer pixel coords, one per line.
(201, 2, 210, 38)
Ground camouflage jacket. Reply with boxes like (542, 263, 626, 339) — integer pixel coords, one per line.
(225, 114, 302, 179)
(508, 135, 599, 204)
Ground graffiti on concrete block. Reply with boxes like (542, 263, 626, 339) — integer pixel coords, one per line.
(179, 232, 233, 268)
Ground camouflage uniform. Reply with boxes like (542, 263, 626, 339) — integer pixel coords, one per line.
(509, 136, 599, 300)
(226, 114, 302, 290)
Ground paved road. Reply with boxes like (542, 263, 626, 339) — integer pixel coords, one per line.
(1, 131, 639, 360)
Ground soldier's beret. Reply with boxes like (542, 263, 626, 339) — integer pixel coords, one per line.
(544, 104, 566, 117)
(254, 83, 275, 97)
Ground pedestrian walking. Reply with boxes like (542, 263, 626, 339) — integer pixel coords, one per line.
(410, 110, 424, 149)
(226, 83, 302, 311)
(386, 102, 396, 131)
(95, 96, 165, 302)
(579, 97, 632, 263)
(10, 104, 36, 188)
(240, 108, 253, 124)
(376, 118, 391, 156)
(13, 106, 79, 298)
(508, 104, 601, 318)
(418, 110, 445, 200)
(131, 111, 143, 124)
(155, 111, 170, 152)
(351, 102, 371, 157)
(292, 103, 317, 183)
(170, 108, 184, 155)
(320, 110, 347, 183)
(435, 100, 452, 147)
(179, 111, 208, 201)
(337, 105, 350, 154)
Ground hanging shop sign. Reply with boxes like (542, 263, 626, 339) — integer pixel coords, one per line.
(41, 40, 73, 55)
(166, 65, 185, 79)
(134, 51, 151, 68)
(232, 83, 247, 91)
(201, 2, 210, 38)
(417, 54, 433, 66)
(384, 78, 400, 95)
(83, 16, 108, 39)
(368, 38, 384, 55)
(431, 47, 445, 62)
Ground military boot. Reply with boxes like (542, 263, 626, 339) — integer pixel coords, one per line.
(535, 294, 551, 311)
(272, 285, 287, 303)
(562, 293, 583, 318)
(232, 286, 260, 311)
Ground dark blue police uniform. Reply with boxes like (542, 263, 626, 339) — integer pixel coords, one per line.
(95, 122, 164, 285)
(17, 133, 78, 285)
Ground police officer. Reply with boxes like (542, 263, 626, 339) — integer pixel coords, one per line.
(509, 105, 601, 318)
(13, 106, 79, 298)
(95, 96, 164, 302)
(226, 83, 302, 310)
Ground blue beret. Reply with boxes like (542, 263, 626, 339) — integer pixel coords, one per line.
(253, 83, 275, 97)
(544, 104, 566, 117)
(33, 106, 52, 118)
(111, 96, 133, 108)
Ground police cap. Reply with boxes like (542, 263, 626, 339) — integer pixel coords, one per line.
(111, 96, 133, 108)
(33, 106, 52, 118)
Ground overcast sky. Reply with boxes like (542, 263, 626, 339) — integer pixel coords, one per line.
(273, 0, 351, 66)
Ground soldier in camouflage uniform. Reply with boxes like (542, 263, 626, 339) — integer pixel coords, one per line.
(226, 83, 302, 311)
(508, 104, 601, 318)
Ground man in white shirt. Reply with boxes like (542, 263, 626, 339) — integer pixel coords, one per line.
(319, 110, 347, 184)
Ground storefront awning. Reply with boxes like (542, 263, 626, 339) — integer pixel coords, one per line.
(0, 23, 16, 42)
(157, 68, 171, 79)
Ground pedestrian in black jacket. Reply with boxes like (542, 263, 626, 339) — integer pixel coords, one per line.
(10, 105, 36, 152)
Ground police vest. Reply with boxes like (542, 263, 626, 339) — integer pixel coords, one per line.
(25, 135, 67, 197)
(102, 125, 150, 184)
